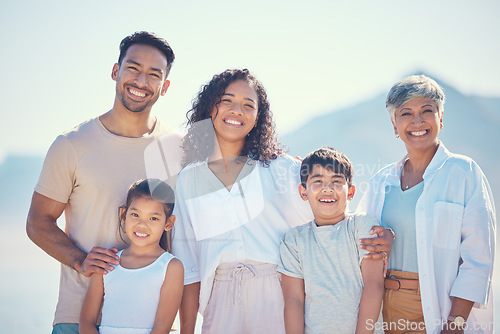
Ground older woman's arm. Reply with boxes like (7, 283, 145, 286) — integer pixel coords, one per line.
(450, 162, 495, 308)
(359, 226, 395, 259)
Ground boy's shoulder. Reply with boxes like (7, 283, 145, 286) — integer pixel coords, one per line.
(282, 220, 315, 241)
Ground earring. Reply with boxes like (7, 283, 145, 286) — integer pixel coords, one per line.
(396, 134, 400, 138)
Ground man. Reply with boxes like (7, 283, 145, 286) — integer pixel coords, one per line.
(26, 31, 182, 334)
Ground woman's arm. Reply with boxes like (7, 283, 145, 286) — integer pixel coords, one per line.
(359, 226, 394, 259)
(79, 273, 104, 334)
(356, 258, 384, 334)
(151, 258, 185, 334)
(179, 282, 200, 334)
(282, 274, 305, 334)
(440, 297, 474, 334)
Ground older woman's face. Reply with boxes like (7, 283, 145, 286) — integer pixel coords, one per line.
(392, 97, 443, 153)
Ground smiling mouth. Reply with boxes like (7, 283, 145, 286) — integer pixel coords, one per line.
(126, 85, 151, 100)
(224, 119, 243, 126)
(319, 198, 336, 203)
(134, 232, 149, 238)
(410, 130, 428, 136)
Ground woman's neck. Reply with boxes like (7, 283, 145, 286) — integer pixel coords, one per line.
(401, 143, 439, 190)
(210, 135, 245, 162)
(405, 143, 439, 173)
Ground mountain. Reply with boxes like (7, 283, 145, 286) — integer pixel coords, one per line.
(280, 73, 500, 210)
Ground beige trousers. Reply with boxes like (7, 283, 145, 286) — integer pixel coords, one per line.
(383, 270, 426, 334)
(202, 261, 285, 334)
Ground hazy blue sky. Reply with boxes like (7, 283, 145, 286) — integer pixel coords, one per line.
(1, 0, 499, 160)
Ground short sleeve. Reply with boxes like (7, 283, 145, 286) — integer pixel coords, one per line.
(353, 214, 380, 264)
(34, 135, 77, 204)
(278, 230, 303, 279)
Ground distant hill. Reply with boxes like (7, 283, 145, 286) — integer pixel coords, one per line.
(280, 73, 500, 210)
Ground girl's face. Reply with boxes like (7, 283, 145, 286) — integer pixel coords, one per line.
(121, 196, 174, 248)
(211, 79, 259, 150)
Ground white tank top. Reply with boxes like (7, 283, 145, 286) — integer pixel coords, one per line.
(99, 250, 175, 334)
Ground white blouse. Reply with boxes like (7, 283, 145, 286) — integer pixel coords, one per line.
(357, 143, 496, 333)
(172, 155, 313, 314)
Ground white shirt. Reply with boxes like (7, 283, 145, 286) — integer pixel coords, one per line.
(172, 155, 313, 315)
(357, 142, 496, 334)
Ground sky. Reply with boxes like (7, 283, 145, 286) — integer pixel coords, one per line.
(0, 0, 499, 161)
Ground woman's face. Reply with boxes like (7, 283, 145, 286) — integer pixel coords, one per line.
(392, 96, 443, 153)
(211, 79, 259, 150)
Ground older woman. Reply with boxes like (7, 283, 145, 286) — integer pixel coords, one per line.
(357, 75, 495, 334)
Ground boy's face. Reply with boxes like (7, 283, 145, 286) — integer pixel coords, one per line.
(298, 164, 355, 226)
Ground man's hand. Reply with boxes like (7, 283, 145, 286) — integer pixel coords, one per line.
(78, 247, 120, 277)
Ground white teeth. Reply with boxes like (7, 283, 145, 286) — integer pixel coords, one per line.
(411, 130, 427, 136)
(224, 119, 242, 125)
(129, 88, 146, 98)
(319, 198, 335, 203)
(135, 232, 148, 237)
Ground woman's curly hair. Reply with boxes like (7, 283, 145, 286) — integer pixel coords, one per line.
(182, 69, 283, 167)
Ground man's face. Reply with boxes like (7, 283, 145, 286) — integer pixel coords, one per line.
(112, 44, 170, 113)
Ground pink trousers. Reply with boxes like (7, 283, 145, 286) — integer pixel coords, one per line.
(202, 261, 285, 334)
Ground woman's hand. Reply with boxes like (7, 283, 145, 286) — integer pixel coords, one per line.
(359, 226, 395, 276)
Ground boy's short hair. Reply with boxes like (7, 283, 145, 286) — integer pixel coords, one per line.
(300, 147, 353, 187)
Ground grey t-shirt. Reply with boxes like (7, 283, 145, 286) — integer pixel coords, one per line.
(278, 213, 378, 333)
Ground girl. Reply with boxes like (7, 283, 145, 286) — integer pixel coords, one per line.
(172, 69, 314, 333)
(80, 179, 184, 334)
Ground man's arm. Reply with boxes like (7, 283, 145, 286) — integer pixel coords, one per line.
(26, 192, 119, 276)
(179, 282, 200, 334)
(282, 274, 305, 334)
(356, 258, 384, 334)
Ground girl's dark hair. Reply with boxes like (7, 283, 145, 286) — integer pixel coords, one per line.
(119, 179, 175, 252)
(182, 68, 283, 167)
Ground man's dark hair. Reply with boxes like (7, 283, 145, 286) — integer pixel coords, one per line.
(118, 31, 175, 77)
(300, 147, 353, 187)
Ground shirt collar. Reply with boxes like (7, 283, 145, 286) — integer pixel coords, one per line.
(386, 141, 451, 182)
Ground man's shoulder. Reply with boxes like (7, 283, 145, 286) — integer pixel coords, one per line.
(58, 117, 99, 141)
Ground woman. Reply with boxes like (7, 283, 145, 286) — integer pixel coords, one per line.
(358, 75, 495, 334)
(171, 69, 314, 333)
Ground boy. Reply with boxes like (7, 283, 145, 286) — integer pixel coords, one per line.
(278, 147, 384, 333)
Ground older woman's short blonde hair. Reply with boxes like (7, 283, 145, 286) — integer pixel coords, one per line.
(386, 75, 445, 121)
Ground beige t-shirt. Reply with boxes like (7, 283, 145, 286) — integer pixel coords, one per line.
(35, 117, 182, 325)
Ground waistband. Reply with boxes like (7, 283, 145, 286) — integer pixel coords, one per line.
(385, 269, 420, 292)
(214, 261, 278, 281)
